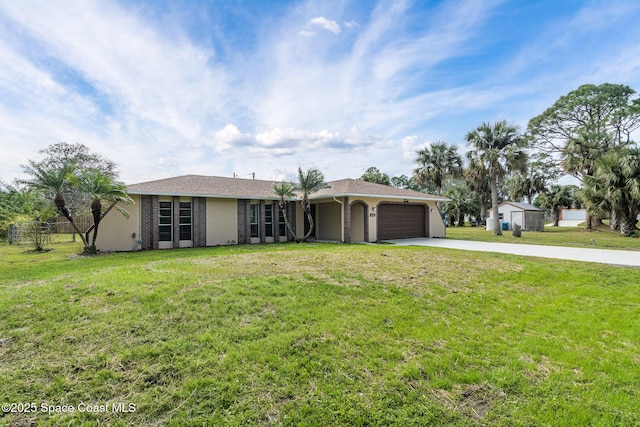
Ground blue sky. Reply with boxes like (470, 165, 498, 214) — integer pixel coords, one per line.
(2, 0, 640, 184)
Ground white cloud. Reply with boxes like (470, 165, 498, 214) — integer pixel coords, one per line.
(212, 124, 254, 151)
(3, 0, 640, 186)
(309, 16, 341, 34)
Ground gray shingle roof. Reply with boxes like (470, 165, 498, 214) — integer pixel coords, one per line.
(126, 175, 449, 202)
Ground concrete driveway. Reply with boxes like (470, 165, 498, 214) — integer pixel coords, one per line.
(383, 238, 640, 267)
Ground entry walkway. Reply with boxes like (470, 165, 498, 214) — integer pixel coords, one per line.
(383, 238, 640, 267)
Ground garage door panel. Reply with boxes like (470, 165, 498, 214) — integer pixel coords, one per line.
(377, 204, 426, 240)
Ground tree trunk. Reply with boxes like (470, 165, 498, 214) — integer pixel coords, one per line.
(301, 198, 314, 242)
(584, 213, 593, 231)
(552, 206, 561, 226)
(609, 209, 620, 231)
(55, 194, 88, 246)
(490, 177, 502, 236)
(620, 206, 638, 237)
(302, 211, 315, 241)
(278, 203, 297, 242)
(86, 199, 102, 249)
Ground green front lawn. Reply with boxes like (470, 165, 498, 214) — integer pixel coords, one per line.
(1, 241, 639, 425)
(445, 225, 640, 251)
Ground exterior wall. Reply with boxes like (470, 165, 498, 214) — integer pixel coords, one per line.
(295, 203, 304, 238)
(316, 201, 342, 241)
(427, 201, 446, 238)
(207, 198, 239, 246)
(193, 197, 207, 247)
(487, 204, 521, 231)
(311, 196, 445, 242)
(524, 212, 545, 231)
(350, 202, 366, 242)
(95, 194, 141, 252)
(560, 209, 586, 221)
(100, 192, 446, 250)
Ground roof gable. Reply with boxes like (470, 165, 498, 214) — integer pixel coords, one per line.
(499, 201, 543, 211)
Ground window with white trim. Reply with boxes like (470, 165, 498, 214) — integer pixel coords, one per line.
(159, 201, 172, 241)
(278, 207, 286, 236)
(265, 204, 274, 237)
(179, 201, 192, 240)
(250, 203, 260, 238)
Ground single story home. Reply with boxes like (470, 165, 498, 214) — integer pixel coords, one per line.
(97, 175, 449, 252)
(486, 202, 545, 232)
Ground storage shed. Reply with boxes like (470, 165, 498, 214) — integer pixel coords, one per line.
(486, 202, 545, 232)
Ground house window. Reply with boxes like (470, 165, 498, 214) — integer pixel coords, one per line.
(179, 202, 192, 240)
(265, 204, 274, 237)
(159, 201, 172, 241)
(250, 203, 259, 238)
(278, 207, 286, 236)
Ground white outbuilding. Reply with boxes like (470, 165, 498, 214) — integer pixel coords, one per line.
(486, 202, 545, 232)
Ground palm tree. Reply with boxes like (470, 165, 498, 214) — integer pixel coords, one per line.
(537, 185, 574, 226)
(464, 155, 491, 225)
(506, 157, 550, 204)
(413, 142, 463, 207)
(21, 162, 88, 243)
(73, 169, 132, 253)
(561, 130, 617, 229)
(294, 168, 329, 242)
(443, 186, 474, 226)
(581, 147, 640, 236)
(272, 181, 298, 241)
(466, 121, 528, 235)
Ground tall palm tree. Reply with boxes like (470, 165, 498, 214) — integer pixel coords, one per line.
(21, 162, 87, 242)
(581, 147, 640, 236)
(561, 130, 618, 229)
(73, 169, 132, 253)
(466, 121, 528, 235)
(272, 181, 298, 241)
(413, 142, 463, 207)
(294, 168, 329, 242)
(464, 155, 491, 224)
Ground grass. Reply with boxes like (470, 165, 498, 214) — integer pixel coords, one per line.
(445, 225, 640, 251)
(1, 239, 639, 426)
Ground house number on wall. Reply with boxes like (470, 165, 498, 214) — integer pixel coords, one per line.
(370, 213, 376, 217)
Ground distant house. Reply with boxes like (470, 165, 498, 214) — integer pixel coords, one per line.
(97, 175, 450, 251)
(560, 208, 586, 222)
(486, 202, 545, 232)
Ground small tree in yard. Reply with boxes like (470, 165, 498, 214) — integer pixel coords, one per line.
(273, 181, 298, 241)
(25, 202, 56, 252)
(72, 169, 132, 254)
(272, 167, 330, 243)
(536, 185, 574, 227)
(295, 168, 330, 242)
(22, 143, 131, 254)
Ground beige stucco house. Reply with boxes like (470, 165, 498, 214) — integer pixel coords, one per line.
(97, 175, 449, 252)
